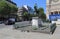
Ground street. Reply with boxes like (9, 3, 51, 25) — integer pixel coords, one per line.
(0, 24, 60, 39)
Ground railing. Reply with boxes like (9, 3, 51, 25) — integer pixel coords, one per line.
(13, 21, 56, 34)
(50, 23, 56, 34)
(42, 23, 56, 34)
(13, 21, 32, 29)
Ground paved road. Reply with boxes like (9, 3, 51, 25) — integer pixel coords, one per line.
(0, 24, 60, 39)
(0, 24, 11, 29)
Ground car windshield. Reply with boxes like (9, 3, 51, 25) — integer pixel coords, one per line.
(9, 18, 15, 21)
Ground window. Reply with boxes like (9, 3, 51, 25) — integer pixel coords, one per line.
(51, 12, 53, 15)
(59, 11, 60, 14)
(54, 11, 58, 15)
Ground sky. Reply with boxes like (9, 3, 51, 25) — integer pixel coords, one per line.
(12, 0, 46, 13)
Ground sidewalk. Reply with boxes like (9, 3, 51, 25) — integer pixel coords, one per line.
(50, 25, 60, 39)
(0, 24, 60, 39)
(0, 24, 50, 39)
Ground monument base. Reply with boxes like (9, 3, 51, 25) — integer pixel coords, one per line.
(32, 17, 43, 28)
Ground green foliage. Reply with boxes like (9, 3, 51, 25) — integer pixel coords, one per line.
(38, 8, 46, 19)
(34, 3, 46, 20)
(23, 12, 28, 17)
(38, 8, 44, 14)
(0, 1, 10, 15)
(9, 4, 18, 13)
(0, 0, 18, 16)
(32, 26, 38, 30)
(22, 12, 29, 20)
(23, 12, 35, 21)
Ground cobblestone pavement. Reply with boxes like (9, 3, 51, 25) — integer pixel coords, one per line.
(0, 24, 60, 39)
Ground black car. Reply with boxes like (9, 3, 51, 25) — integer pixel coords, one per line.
(0, 21, 4, 24)
(4, 18, 15, 25)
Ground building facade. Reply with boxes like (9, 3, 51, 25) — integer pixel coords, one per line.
(46, 0, 60, 21)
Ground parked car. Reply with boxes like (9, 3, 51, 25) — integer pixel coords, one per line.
(4, 18, 15, 25)
(0, 21, 4, 24)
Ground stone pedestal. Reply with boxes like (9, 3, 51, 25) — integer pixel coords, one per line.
(32, 17, 42, 28)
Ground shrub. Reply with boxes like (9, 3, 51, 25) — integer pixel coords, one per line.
(32, 26, 38, 30)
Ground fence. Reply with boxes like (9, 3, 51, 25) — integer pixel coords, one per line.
(13, 21, 56, 34)
(13, 21, 32, 29)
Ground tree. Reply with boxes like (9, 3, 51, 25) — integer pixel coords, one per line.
(38, 8, 46, 19)
(9, 4, 18, 13)
(23, 12, 29, 20)
(22, 12, 34, 21)
(34, 4, 46, 20)
(0, 1, 10, 16)
(0, 0, 18, 18)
